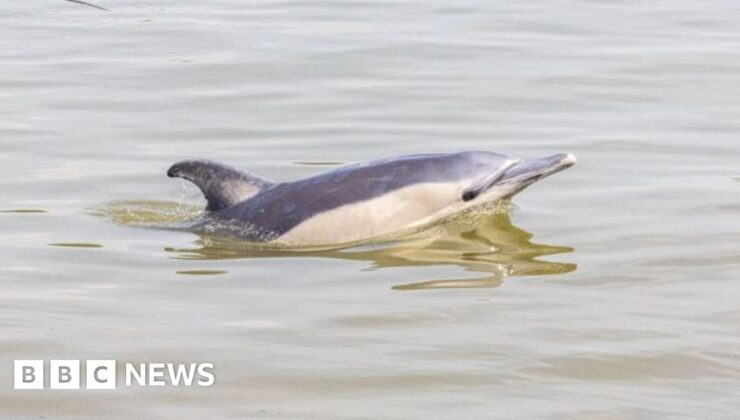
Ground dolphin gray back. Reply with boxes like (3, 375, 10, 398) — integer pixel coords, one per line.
(214, 151, 514, 237)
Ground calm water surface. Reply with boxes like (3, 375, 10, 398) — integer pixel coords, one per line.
(2, 0, 740, 418)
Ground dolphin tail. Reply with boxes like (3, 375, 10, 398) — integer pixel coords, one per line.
(167, 159, 272, 212)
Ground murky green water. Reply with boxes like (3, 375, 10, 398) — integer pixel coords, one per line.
(2, 0, 740, 418)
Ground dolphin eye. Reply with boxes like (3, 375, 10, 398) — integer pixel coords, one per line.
(462, 191, 477, 201)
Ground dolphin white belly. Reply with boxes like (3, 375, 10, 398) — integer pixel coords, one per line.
(279, 181, 466, 245)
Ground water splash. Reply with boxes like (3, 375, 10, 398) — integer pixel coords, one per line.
(89, 200, 203, 228)
(91, 199, 282, 243)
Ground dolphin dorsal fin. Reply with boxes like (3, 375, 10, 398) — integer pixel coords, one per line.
(167, 159, 272, 212)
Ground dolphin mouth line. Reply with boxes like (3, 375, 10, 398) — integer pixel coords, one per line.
(498, 153, 577, 186)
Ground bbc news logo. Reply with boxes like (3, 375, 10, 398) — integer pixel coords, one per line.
(14, 360, 215, 390)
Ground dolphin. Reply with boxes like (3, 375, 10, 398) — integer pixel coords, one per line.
(167, 151, 576, 247)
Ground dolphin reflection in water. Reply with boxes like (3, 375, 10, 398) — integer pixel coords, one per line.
(162, 210, 576, 291)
